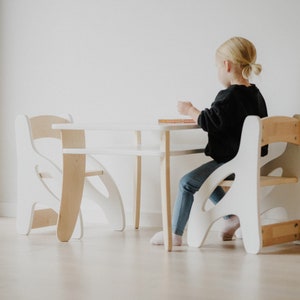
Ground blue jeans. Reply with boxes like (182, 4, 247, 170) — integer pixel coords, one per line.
(172, 160, 228, 236)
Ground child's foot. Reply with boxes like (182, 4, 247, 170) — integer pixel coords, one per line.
(220, 215, 240, 241)
(150, 231, 182, 246)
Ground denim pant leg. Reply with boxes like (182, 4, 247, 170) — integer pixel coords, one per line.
(172, 160, 225, 236)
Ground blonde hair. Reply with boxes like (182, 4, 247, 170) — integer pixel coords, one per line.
(216, 37, 262, 79)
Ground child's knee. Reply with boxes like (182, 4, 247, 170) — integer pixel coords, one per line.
(179, 175, 197, 193)
(179, 174, 190, 188)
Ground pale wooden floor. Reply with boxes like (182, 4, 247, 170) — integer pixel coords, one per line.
(1, 217, 300, 300)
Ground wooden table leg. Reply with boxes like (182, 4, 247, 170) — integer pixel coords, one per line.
(57, 130, 86, 242)
(160, 130, 172, 251)
(134, 131, 142, 229)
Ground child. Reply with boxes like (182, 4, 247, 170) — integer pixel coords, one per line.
(150, 36, 268, 246)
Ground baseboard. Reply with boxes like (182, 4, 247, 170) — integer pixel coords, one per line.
(0, 201, 224, 231)
(1, 202, 282, 231)
(0, 201, 163, 228)
(126, 211, 163, 228)
(81, 207, 163, 228)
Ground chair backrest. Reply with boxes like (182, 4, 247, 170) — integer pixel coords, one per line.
(261, 116, 300, 146)
(15, 114, 73, 174)
(30, 115, 72, 140)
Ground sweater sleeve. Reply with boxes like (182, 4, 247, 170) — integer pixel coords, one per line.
(198, 91, 232, 133)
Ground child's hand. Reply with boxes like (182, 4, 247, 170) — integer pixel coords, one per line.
(177, 101, 193, 115)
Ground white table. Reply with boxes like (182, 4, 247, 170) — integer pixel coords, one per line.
(53, 122, 204, 251)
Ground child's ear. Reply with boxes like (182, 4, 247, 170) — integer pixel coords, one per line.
(224, 60, 231, 72)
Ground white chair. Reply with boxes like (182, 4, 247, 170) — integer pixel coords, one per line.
(187, 115, 300, 254)
(15, 114, 125, 238)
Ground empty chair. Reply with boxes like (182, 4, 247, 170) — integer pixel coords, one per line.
(15, 114, 125, 238)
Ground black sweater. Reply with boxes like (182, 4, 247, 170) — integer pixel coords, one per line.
(198, 84, 268, 163)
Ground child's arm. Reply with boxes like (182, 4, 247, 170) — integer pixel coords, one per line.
(177, 101, 201, 123)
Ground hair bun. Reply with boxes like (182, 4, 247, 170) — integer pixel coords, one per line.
(250, 62, 262, 76)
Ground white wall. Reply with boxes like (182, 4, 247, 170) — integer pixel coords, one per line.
(1, 0, 300, 226)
